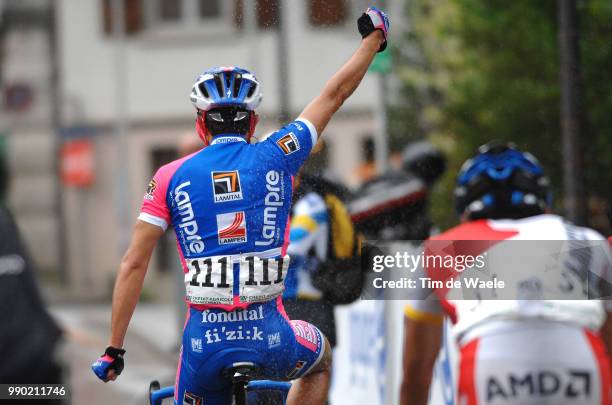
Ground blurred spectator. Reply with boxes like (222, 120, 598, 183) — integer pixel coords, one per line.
(0, 138, 65, 403)
(401, 141, 447, 186)
(258, 141, 362, 405)
(355, 138, 377, 183)
(608, 200, 612, 244)
(350, 141, 447, 241)
(283, 168, 363, 349)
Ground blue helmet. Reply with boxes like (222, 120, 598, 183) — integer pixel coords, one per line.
(190, 66, 262, 112)
(454, 141, 552, 220)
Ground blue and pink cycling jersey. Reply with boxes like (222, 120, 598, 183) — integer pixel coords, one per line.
(138, 119, 326, 404)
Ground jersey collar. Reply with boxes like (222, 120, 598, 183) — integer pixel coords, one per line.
(210, 134, 247, 145)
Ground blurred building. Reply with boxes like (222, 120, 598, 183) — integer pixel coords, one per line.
(0, 0, 60, 279)
(1, 0, 403, 299)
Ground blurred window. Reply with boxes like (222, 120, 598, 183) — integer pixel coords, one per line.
(257, 0, 279, 30)
(141, 0, 232, 33)
(309, 0, 347, 27)
(199, 0, 221, 18)
(159, 0, 182, 21)
(233, 0, 279, 30)
(101, 0, 143, 36)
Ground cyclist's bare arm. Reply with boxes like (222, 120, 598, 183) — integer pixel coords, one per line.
(299, 31, 384, 137)
(400, 317, 442, 405)
(109, 221, 164, 350)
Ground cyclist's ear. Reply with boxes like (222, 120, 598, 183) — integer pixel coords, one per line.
(248, 113, 259, 141)
(195, 111, 210, 146)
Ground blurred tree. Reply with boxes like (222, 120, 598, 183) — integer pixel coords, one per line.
(393, 0, 612, 231)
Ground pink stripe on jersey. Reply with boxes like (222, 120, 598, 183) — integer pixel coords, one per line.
(281, 216, 291, 257)
(140, 150, 200, 225)
(175, 237, 188, 274)
(278, 296, 319, 352)
(189, 301, 251, 311)
(174, 346, 183, 401)
(277, 295, 291, 322)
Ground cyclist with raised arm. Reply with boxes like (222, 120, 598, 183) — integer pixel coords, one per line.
(91, 8, 389, 405)
(400, 142, 612, 405)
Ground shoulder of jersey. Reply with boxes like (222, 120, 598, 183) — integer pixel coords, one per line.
(429, 219, 518, 242)
(159, 149, 203, 174)
(432, 214, 609, 243)
(531, 213, 608, 241)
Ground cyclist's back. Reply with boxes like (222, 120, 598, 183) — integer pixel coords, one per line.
(143, 127, 313, 258)
(416, 213, 611, 337)
(140, 120, 325, 403)
(410, 214, 611, 404)
(401, 142, 612, 405)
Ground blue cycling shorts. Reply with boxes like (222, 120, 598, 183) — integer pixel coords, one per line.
(174, 297, 325, 405)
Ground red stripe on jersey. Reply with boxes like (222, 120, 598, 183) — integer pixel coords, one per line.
(458, 338, 480, 405)
(585, 329, 611, 405)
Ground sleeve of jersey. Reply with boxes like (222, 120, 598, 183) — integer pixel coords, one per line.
(263, 118, 317, 175)
(138, 168, 171, 231)
(404, 298, 444, 326)
(404, 244, 444, 325)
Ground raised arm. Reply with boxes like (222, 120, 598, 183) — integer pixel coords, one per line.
(299, 7, 389, 136)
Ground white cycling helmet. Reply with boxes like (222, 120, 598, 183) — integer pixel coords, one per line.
(190, 66, 262, 112)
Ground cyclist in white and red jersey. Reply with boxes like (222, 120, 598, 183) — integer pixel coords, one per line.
(91, 7, 389, 405)
(400, 141, 612, 405)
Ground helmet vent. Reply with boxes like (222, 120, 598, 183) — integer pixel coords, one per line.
(233, 75, 242, 98)
(224, 73, 232, 94)
(213, 74, 224, 97)
(198, 83, 209, 99)
(246, 82, 256, 98)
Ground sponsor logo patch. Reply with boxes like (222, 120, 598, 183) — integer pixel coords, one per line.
(293, 320, 320, 353)
(286, 360, 307, 379)
(190, 338, 202, 353)
(255, 170, 284, 247)
(216, 211, 247, 244)
(183, 391, 203, 405)
(201, 306, 264, 323)
(212, 171, 243, 202)
(276, 132, 300, 155)
(486, 370, 592, 402)
(268, 332, 281, 348)
(203, 326, 264, 344)
(174, 181, 205, 254)
(144, 178, 156, 200)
